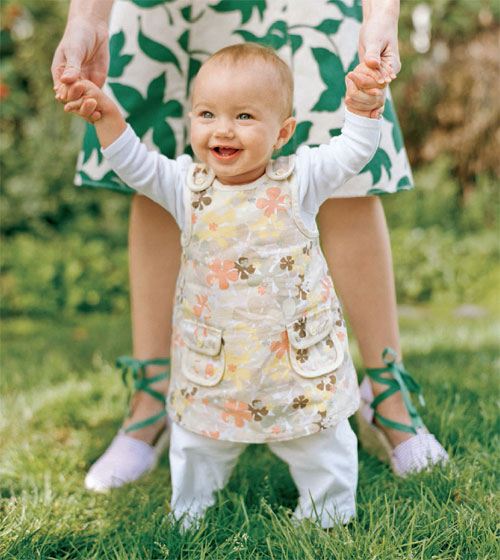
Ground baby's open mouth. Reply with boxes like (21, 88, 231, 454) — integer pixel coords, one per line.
(212, 146, 240, 158)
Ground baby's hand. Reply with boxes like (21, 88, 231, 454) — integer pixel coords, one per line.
(55, 80, 103, 123)
(55, 79, 126, 148)
(345, 62, 390, 119)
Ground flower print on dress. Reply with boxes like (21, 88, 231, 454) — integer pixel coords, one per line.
(296, 274, 309, 301)
(280, 256, 295, 271)
(335, 307, 346, 329)
(292, 395, 309, 409)
(234, 257, 256, 279)
(248, 399, 269, 421)
(293, 317, 307, 338)
(316, 374, 337, 393)
(252, 212, 287, 242)
(192, 190, 212, 211)
(295, 348, 309, 363)
(201, 429, 220, 439)
(180, 386, 198, 404)
(172, 326, 185, 349)
(193, 294, 211, 319)
(221, 399, 252, 428)
(169, 157, 360, 442)
(256, 186, 290, 217)
(180, 387, 198, 397)
(206, 259, 238, 290)
(270, 330, 289, 360)
(320, 277, 333, 303)
(197, 208, 238, 249)
(313, 410, 328, 431)
(223, 348, 252, 390)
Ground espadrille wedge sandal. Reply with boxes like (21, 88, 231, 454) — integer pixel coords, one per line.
(355, 348, 448, 477)
(84, 357, 171, 492)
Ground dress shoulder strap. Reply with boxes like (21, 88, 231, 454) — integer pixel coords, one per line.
(186, 163, 215, 192)
(182, 163, 215, 247)
(265, 155, 295, 180)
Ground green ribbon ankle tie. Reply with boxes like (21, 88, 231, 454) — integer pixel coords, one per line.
(116, 356, 171, 433)
(365, 347, 425, 435)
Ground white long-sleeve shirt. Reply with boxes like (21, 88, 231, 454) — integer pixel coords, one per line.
(102, 110, 381, 231)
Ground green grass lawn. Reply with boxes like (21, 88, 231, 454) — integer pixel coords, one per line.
(0, 308, 498, 559)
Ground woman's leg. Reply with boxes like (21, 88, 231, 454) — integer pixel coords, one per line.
(317, 196, 414, 447)
(84, 195, 181, 491)
(123, 194, 181, 444)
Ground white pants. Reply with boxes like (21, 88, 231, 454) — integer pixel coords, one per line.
(169, 420, 358, 529)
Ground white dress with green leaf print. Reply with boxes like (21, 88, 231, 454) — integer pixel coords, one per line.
(75, 0, 413, 196)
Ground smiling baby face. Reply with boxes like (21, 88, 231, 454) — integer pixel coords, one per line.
(190, 45, 296, 185)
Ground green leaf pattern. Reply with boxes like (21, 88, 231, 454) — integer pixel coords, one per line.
(77, 0, 413, 196)
(361, 148, 392, 184)
(131, 0, 176, 7)
(109, 72, 182, 153)
(234, 21, 303, 53)
(108, 31, 133, 78)
(209, 0, 266, 25)
(137, 17, 181, 71)
(327, 0, 362, 20)
(81, 122, 102, 166)
(382, 97, 404, 153)
(311, 48, 346, 112)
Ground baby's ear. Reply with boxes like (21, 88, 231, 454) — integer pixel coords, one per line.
(274, 117, 296, 150)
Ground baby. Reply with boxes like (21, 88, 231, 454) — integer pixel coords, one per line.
(57, 43, 387, 529)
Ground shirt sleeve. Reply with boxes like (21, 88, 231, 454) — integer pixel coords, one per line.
(101, 124, 189, 230)
(296, 110, 382, 220)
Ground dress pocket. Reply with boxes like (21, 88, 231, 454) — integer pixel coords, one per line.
(286, 307, 344, 378)
(180, 318, 225, 387)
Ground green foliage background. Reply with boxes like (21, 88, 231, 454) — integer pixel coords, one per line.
(0, 0, 499, 317)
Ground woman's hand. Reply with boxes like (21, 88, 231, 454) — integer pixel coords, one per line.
(51, 0, 115, 89)
(51, 18, 110, 89)
(358, 0, 401, 77)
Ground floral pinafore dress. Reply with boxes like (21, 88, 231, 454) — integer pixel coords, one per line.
(167, 157, 360, 443)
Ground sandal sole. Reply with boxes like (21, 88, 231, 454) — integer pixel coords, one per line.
(355, 398, 398, 474)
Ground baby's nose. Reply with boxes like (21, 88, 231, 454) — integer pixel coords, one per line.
(214, 118, 234, 137)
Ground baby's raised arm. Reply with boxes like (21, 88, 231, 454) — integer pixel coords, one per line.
(56, 79, 186, 226)
(56, 80, 127, 148)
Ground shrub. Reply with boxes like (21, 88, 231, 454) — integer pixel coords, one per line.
(1, 233, 129, 317)
(391, 227, 499, 306)
(1, 226, 498, 318)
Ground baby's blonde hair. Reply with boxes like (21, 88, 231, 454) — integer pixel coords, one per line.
(201, 43, 294, 119)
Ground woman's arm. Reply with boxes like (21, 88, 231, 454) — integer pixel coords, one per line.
(51, 0, 115, 89)
(347, 0, 400, 116)
(359, 0, 401, 76)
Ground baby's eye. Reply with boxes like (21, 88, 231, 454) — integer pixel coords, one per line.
(237, 113, 252, 120)
(201, 111, 214, 119)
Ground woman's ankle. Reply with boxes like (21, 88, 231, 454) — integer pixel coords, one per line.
(123, 390, 169, 444)
(120, 359, 171, 445)
(371, 387, 416, 446)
